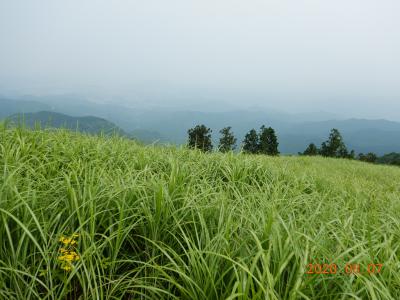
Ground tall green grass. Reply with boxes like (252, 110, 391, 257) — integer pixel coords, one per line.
(1, 125, 400, 299)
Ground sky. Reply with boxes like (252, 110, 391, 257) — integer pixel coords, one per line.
(0, 0, 399, 120)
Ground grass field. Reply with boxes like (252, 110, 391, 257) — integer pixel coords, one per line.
(1, 126, 400, 299)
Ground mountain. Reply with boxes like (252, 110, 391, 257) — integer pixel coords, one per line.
(8, 96, 343, 134)
(2, 96, 400, 154)
(6, 111, 126, 136)
(0, 98, 51, 119)
(17, 95, 144, 131)
(284, 119, 400, 155)
(113, 110, 400, 155)
(130, 129, 166, 143)
(287, 118, 400, 136)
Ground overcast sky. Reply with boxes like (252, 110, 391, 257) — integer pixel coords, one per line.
(1, 0, 399, 120)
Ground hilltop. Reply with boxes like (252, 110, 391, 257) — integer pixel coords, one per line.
(6, 111, 126, 136)
(0, 127, 399, 299)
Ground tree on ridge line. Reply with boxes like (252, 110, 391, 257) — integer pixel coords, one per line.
(242, 125, 279, 155)
(218, 126, 237, 152)
(187, 124, 213, 152)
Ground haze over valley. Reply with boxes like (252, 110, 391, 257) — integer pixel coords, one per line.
(1, 95, 400, 155)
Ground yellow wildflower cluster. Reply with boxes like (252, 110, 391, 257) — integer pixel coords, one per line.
(59, 235, 78, 246)
(58, 233, 80, 272)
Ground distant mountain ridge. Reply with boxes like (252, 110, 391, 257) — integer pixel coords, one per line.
(0, 98, 51, 119)
(6, 111, 126, 136)
(280, 119, 400, 155)
(1, 96, 400, 154)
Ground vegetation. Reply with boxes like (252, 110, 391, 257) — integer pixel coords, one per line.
(377, 152, 400, 166)
(300, 129, 400, 167)
(242, 126, 279, 155)
(218, 126, 237, 152)
(1, 126, 400, 299)
(300, 129, 355, 159)
(358, 152, 378, 163)
(7, 111, 126, 136)
(3, 98, 400, 154)
(258, 125, 280, 156)
(187, 124, 213, 152)
(320, 129, 354, 159)
(242, 128, 259, 154)
(301, 143, 319, 156)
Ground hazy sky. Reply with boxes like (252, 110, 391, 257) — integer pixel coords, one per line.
(1, 0, 399, 119)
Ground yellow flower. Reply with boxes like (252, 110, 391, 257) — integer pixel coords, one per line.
(62, 265, 72, 272)
(57, 232, 80, 272)
(67, 254, 78, 261)
(58, 249, 79, 261)
(59, 238, 77, 246)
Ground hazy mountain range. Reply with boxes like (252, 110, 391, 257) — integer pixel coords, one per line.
(1, 96, 400, 155)
(7, 111, 126, 136)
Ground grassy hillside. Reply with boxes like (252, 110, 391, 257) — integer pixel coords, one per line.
(6, 111, 126, 136)
(1, 126, 400, 299)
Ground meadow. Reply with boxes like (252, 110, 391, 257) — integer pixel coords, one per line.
(1, 125, 400, 299)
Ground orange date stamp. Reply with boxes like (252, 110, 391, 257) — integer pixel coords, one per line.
(306, 263, 383, 275)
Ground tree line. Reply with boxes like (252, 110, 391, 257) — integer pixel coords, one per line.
(300, 128, 355, 159)
(187, 125, 279, 155)
(187, 125, 399, 165)
(300, 128, 400, 165)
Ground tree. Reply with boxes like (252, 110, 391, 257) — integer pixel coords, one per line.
(319, 128, 353, 158)
(258, 125, 268, 154)
(242, 129, 259, 154)
(337, 143, 349, 158)
(358, 152, 377, 163)
(302, 143, 319, 156)
(348, 150, 355, 160)
(378, 152, 400, 166)
(319, 142, 330, 157)
(259, 125, 279, 155)
(187, 124, 213, 152)
(218, 126, 237, 152)
(319, 128, 343, 157)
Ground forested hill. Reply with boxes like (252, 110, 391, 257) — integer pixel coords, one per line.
(6, 111, 126, 136)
